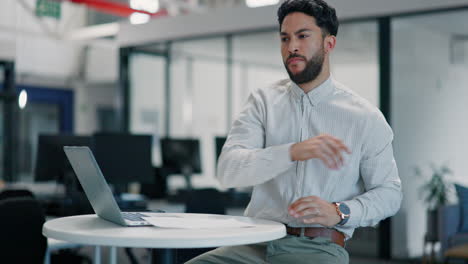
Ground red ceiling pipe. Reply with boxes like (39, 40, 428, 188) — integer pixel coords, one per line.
(62, 0, 168, 17)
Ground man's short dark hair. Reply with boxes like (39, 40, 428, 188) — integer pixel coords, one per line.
(277, 0, 339, 37)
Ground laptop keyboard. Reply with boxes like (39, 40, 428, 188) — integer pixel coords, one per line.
(121, 212, 149, 221)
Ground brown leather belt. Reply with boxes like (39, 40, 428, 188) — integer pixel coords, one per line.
(286, 226, 346, 248)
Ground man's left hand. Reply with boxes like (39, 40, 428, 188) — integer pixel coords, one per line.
(288, 196, 341, 227)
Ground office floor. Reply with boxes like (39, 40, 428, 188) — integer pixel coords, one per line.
(350, 257, 417, 264)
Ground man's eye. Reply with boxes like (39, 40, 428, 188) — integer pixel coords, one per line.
(299, 35, 308, 39)
(281, 37, 289, 42)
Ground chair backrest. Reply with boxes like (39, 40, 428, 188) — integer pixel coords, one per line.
(180, 188, 227, 263)
(438, 204, 460, 254)
(185, 188, 227, 215)
(0, 189, 35, 200)
(0, 197, 47, 263)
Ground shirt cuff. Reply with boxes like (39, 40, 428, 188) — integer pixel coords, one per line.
(267, 142, 296, 165)
(341, 199, 363, 227)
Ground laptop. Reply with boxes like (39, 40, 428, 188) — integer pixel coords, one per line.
(64, 146, 161, 226)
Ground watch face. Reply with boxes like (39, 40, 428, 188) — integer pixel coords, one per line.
(339, 203, 351, 216)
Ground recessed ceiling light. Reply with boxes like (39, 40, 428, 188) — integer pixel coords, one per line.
(18, 90, 28, 109)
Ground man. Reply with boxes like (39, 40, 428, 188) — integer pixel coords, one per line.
(188, 0, 402, 263)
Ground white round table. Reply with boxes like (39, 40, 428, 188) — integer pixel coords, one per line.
(43, 213, 286, 263)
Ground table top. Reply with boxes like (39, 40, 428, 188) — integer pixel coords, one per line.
(148, 199, 245, 216)
(43, 213, 286, 248)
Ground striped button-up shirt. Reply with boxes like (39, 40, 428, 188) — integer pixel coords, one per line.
(217, 76, 402, 239)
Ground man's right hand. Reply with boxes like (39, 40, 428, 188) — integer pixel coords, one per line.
(290, 134, 351, 170)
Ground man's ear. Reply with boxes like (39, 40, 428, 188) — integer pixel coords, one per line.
(324, 35, 337, 54)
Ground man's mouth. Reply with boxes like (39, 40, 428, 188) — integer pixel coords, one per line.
(287, 57, 305, 65)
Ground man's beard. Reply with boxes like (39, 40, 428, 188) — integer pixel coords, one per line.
(284, 49, 325, 85)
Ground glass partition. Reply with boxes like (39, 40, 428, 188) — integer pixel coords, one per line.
(17, 102, 60, 181)
(0, 67, 3, 91)
(331, 21, 379, 107)
(170, 37, 228, 188)
(128, 22, 381, 192)
(392, 10, 468, 257)
(0, 65, 3, 180)
(130, 53, 167, 167)
(0, 102, 3, 181)
(232, 31, 288, 120)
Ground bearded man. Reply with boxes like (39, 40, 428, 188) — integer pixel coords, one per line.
(187, 1, 402, 263)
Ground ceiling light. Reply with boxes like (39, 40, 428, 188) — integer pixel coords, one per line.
(130, 0, 159, 13)
(130, 12, 151, 25)
(18, 90, 28, 109)
(246, 0, 279, 8)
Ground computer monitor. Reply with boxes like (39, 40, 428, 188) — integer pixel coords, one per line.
(215, 136, 227, 163)
(92, 133, 154, 193)
(35, 134, 93, 184)
(34, 134, 94, 216)
(160, 138, 201, 191)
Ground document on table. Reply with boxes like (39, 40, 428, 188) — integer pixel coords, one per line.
(143, 216, 255, 229)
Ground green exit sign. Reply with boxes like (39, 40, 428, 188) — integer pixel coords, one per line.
(36, 0, 61, 19)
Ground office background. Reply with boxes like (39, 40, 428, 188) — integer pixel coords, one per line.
(1, 0, 468, 263)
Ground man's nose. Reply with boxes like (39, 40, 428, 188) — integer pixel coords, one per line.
(288, 39, 299, 54)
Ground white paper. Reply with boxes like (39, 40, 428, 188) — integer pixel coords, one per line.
(143, 216, 255, 229)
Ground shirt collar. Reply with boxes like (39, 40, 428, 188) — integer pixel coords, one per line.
(290, 76, 334, 106)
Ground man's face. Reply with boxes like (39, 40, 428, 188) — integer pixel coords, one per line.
(280, 12, 326, 84)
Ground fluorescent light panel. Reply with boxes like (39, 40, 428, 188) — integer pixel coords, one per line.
(129, 0, 159, 13)
(130, 12, 151, 24)
(246, 0, 279, 8)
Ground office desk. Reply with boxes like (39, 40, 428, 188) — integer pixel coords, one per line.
(43, 213, 286, 264)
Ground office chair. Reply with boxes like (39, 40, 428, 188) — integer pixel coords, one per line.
(185, 188, 227, 215)
(177, 188, 228, 263)
(0, 189, 35, 200)
(0, 197, 47, 264)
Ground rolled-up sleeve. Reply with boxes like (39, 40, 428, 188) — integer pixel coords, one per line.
(217, 90, 295, 188)
(342, 113, 403, 228)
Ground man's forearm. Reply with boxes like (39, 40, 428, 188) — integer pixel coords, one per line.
(217, 143, 295, 188)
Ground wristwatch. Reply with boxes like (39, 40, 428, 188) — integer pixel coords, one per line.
(333, 202, 350, 226)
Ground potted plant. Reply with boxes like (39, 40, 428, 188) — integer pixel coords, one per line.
(415, 163, 453, 242)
